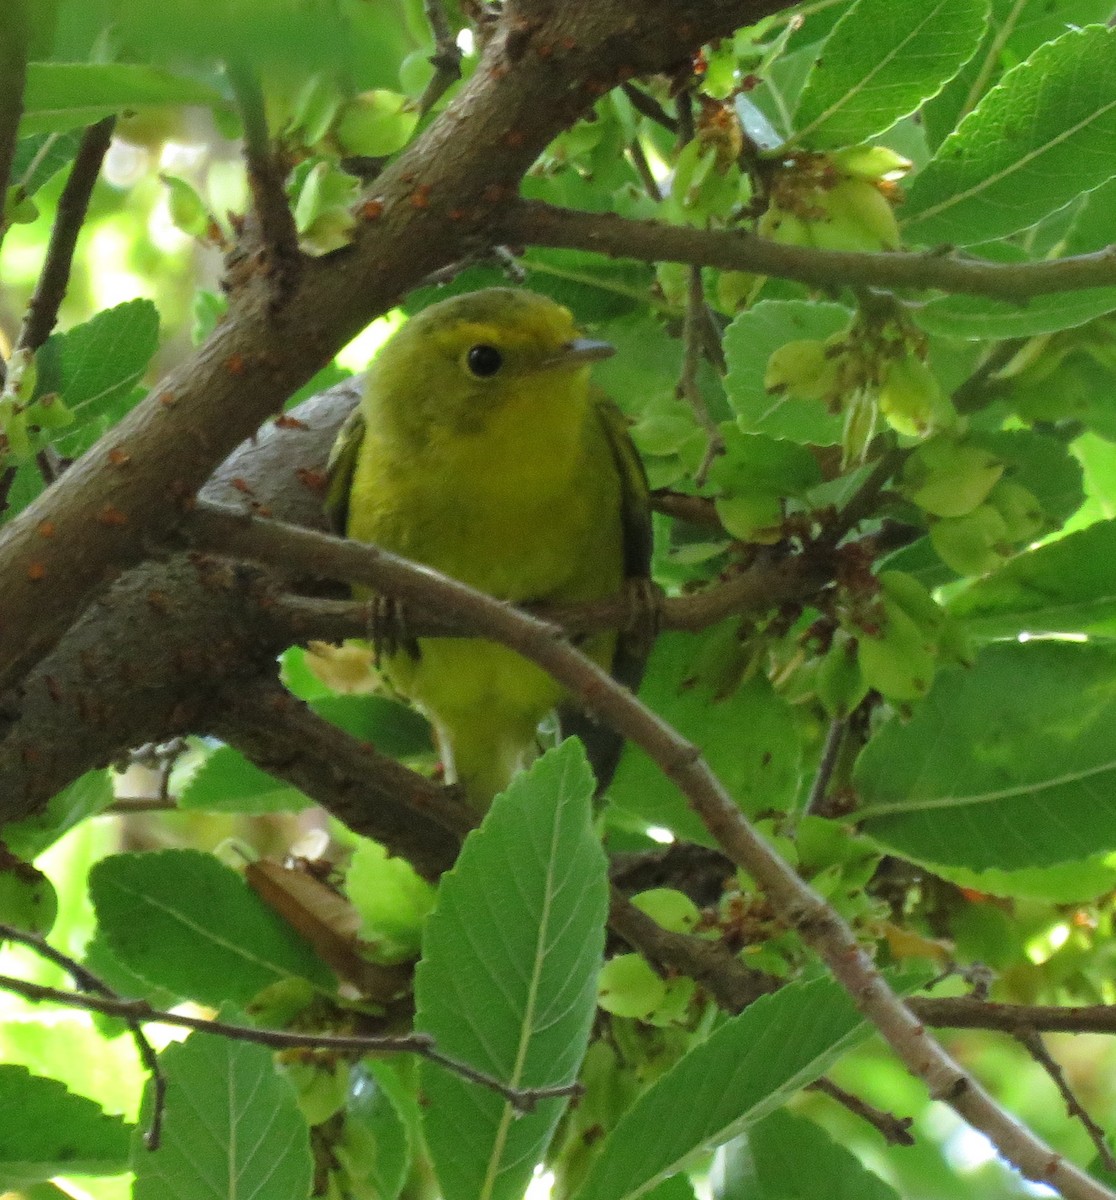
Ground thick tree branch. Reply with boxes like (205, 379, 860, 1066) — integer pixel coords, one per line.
(0, 0, 784, 696)
(501, 199, 1116, 300)
(210, 678, 473, 880)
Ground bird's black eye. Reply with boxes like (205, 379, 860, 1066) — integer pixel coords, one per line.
(466, 344, 503, 378)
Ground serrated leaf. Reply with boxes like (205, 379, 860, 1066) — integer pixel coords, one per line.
(415, 741, 608, 1200)
(948, 520, 1116, 639)
(10, 130, 82, 197)
(577, 977, 888, 1200)
(0, 1066, 131, 1185)
(132, 1023, 313, 1200)
(89, 850, 333, 1005)
(920, 0, 1116, 149)
(724, 300, 852, 444)
(856, 641, 1116, 869)
(713, 1109, 900, 1199)
(903, 26, 1116, 246)
(179, 745, 311, 813)
(794, 0, 987, 148)
(609, 630, 802, 843)
(35, 299, 159, 426)
(918, 288, 1116, 339)
(20, 63, 225, 135)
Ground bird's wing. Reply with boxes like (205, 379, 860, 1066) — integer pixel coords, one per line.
(323, 403, 366, 536)
(558, 394, 655, 795)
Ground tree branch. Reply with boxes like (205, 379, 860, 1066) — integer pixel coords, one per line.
(0, 968, 575, 1112)
(500, 199, 1116, 301)
(0, 0, 784, 696)
(181, 513, 1115, 1199)
(0, 0, 30, 255)
(16, 117, 116, 354)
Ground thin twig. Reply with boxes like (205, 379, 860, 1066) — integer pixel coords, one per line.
(501, 199, 1116, 303)
(804, 718, 845, 815)
(808, 1077, 915, 1146)
(225, 58, 301, 293)
(0, 968, 576, 1112)
(627, 138, 662, 202)
(1015, 1028, 1116, 1173)
(679, 264, 725, 488)
(824, 447, 906, 544)
(17, 117, 116, 354)
(0, 923, 167, 1149)
(621, 82, 678, 133)
(952, 337, 1027, 415)
(417, 0, 464, 116)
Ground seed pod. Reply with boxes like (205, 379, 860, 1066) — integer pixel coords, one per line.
(929, 505, 1012, 576)
(855, 597, 937, 702)
(901, 437, 1004, 518)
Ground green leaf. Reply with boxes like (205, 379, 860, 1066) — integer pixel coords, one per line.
(903, 26, 1116, 246)
(724, 300, 851, 444)
(312, 693, 433, 758)
(345, 838, 436, 958)
(36, 299, 159, 426)
(969, 428, 1084, 529)
(179, 745, 311, 813)
(609, 630, 802, 843)
(948, 520, 1116, 639)
(713, 1109, 900, 1199)
(856, 641, 1116, 869)
(2, 769, 113, 860)
(917, 288, 1116, 339)
(89, 850, 333, 1005)
(343, 1062, 412, 1200)
(921, 0, 1116, 148)
(0, 1066, 131, 1186)
(10, 130, 82, 197)
(577, 977, 891, 1200)
(794, 0, 987, 148)
(132, 1023, 313, 1200)
(21, 63, 225, 135)
(415, 741, 608, 1200)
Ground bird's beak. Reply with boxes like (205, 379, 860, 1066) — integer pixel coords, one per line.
(550, 337, 615, 367)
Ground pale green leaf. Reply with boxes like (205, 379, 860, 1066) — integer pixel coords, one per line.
(179, 746, 310, 813)
(21, 63, 224, 135)
(415, 741, 608, 1200)
(36, 299, 159, 426)
(724, 300, 851, 444)
(917, 288, 1116, 339)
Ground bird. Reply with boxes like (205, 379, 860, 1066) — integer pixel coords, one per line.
(323, 287, 652, 809)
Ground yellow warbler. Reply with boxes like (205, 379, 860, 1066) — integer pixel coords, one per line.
(325, 288, 652, 808)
